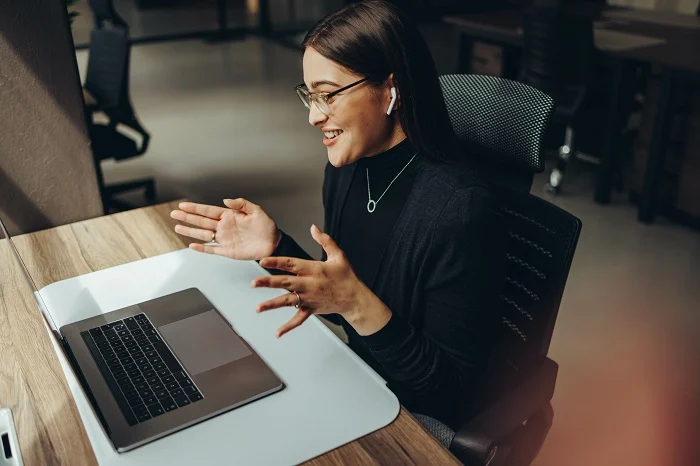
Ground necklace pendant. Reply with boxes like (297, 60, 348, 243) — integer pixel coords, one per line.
(367, 200, 376, 213)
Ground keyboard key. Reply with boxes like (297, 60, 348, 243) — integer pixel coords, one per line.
(106, 358, 121, 368)
(124, 318, 139, 330)
(188, 392, 203, 402)
(119, 357, 134, 366)
(131, 328, 144, 336)
(138, 363, 151, 372)
(139, 321, 153, 330)
(133, 404, 149, 416)
(127, 396, 143, 407)
(145, 350, 158, 359)
(148, 335, 162, 343)
(161, 397, 177, 412)
(96, 341, 111, 350)
(139, 389, 154, 398)
(135, 382, 149, 391)
(149, 356, 162, 365)
(143, 370, 157, 379)
(157, 369, 170, 377)
(123, 363, 137, 372)
(151, 381, 165, 390)
(127, 369, 141, 378)
(125, 341, 137, 348)
(89, 327, 103, 338)
(118, 330, 129, 337)
(116, 351, 130, 360)
(153, 341, 183, 373)
(127, 346, 141, 354)
(132, 375, 146, 384)
(135, 357, 147, 365)
(123, 389, 138, 399)
(147, 403, 165, 417)
(136, 412, 152, 422)
(147, 376, 159, 385)
(153, 363, 166, 371)
(102, 349, 116, 359)
(135, 334, 148, 342)
(145, 328, 157, 336)
(142, 345, 155, 353)
(113, 323, 126, 331)
(179, 379, 192, 388)
(156, 390, 169, 399)
(112, 370, 127, 380)
(173, 371, 187, 381)
(135, 314, 147, 321)
(161, 375, 175, 384)
(175, 395, 191, 407)
(131, 351, 145, 360)
(101, 321, 121, 331)
(170, 388, 184, 398)
(143, 395, 157, 405)
(183, 386, 198, 396)
(108, 335, 120, 343)
(116, 376, 131, 388)
(166, 382, 179, 391)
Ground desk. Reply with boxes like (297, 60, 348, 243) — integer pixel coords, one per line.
(0, 201, 459, 465)
(445, 8, 700, 222)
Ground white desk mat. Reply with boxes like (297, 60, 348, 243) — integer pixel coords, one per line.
(39, 249, 399, 466)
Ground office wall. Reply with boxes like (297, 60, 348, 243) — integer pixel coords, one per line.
(0, 0, 103, 236)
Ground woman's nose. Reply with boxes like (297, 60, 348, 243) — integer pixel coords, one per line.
(308, 102, 327, 126)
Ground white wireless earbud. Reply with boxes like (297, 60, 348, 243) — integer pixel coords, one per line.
(386, 87, 397, 115)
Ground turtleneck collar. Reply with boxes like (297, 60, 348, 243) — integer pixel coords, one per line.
(358, 138, 419, 174)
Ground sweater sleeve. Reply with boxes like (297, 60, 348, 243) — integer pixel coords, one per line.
(359, 186, 504, 428)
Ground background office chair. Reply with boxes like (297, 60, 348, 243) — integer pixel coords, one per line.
(439, 74, 553, 192)
(520, 1, 594, 194)
(420, 74, 582, 465)
(88, 0, 129, 30)
(84, 26, 154, 212)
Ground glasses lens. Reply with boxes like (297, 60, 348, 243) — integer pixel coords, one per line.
(295, 87, 311, 109)
(313, 96, 331, 116)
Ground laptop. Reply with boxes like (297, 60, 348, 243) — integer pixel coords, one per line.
(0, 217, 283, 452)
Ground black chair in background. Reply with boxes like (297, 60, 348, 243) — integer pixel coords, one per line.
(439, 74, 554, 193)
(84, 27, 154, 212)
(415, 74, 582, 466)
(520, 1, 595, 194)
(88, 0, 129, 30)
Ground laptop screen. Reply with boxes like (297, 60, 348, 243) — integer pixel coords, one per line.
(0, 216, 59, 334)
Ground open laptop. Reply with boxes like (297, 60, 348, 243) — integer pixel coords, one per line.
(0, 217, 283, 452)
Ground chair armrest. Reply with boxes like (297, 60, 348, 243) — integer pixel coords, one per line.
(124, 114, 151, 155)
(450, 358, 558, 465)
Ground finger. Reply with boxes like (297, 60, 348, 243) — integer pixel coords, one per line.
(178, 202, 226, 220)
(188, 243, 226, 255)
(310, 224, 343, 260)
(170, 210, 218, 230)
(223, 198, 259, 214)
(251, 275, 305, 292)
(256, 292, 299, 313)
(174, 225, 215, 242)
(276, 309, 311, 338)
(258, 256, 315, 275)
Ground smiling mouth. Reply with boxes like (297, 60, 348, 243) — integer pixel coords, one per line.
(323, 130, 343, 140)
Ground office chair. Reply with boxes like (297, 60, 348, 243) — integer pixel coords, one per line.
(88, 0, 128, 30)
(415, 189, 581, 466)
(84, 27, 155, 212)
(439, 74, 554, 192)
(520, 1, 594, 194)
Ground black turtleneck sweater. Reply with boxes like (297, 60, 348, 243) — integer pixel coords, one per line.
(270, 139, 502, 428)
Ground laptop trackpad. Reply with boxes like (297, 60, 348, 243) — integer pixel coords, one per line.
(158, 310, 252, 376)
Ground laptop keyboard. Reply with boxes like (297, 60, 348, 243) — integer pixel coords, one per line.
(81, 313, 203, 426)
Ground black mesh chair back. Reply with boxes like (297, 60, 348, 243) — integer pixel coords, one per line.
(485, 187, 581, 397)
(440, 74, 554, 192)
(521, 1, 594, 106)
(88, 0, 128, 30)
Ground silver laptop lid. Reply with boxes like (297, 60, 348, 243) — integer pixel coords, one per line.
(0, 216, 60, 335)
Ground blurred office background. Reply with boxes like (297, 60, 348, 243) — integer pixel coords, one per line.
(2, 0, 700, 464)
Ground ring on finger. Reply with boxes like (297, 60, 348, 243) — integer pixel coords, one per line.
(211, 230, 217, 242)
(293, 291, 301, 309)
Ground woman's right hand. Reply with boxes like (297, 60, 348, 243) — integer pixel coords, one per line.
(170, 198, 281, 261)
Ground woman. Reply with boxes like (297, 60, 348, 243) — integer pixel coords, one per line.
(170, 0, 503, 429)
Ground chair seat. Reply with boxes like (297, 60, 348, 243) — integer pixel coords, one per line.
(413, 413, 456, 449)
(89, 123, 138, 161)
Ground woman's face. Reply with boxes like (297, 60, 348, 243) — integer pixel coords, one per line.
(302, 47, 405, 167)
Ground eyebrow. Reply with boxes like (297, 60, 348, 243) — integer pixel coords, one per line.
(309, 79, 340, 90)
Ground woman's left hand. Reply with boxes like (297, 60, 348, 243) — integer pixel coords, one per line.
(252, 224, 386, 338)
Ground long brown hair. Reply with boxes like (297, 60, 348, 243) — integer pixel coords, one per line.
(301, 0, 458, 163)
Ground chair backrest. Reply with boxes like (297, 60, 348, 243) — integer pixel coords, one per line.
(88, 0, 128, 30)
(84, 27, 131, 120)
(486, 187, 581, 395)
(440, 74, 554, 192)
(521, 1, 594, 93)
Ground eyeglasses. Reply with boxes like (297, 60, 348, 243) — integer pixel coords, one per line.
(294, 78, 368, 116)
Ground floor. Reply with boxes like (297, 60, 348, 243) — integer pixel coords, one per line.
(75, 27, 700, 466)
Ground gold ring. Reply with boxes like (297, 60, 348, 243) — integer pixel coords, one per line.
(211, 230, 216, 242)
(293, 291, 301, 309)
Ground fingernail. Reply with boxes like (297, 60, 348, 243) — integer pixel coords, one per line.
(174, 225, 181, 232)
(250, 280, 256, 288)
